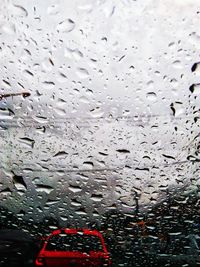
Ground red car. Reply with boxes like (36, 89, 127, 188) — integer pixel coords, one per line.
(35, 228, 111, 267)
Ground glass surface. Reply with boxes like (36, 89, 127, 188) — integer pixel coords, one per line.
(0, 0, 200, 266)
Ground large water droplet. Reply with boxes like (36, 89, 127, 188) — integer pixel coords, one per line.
(53, 151, 68, 158)
(56, 72, 68, 83)
(12, 5, 28, 17)
(83, 161, 94, 169)
(191, 62, 200, 75)
(76, 68, 89, 79)
(189, 83, 200, 95)
(12, 172, 27, 192)
(89, 107, 104, 118)
(68, 185, 82, 193)
(54, 107, 66, 116)
(42, 81, 55, 89)
(57, 19, 75, 33)
(90, 194, 103, 202)
(19, 137, 35, 148)
(47, 4, 59, 15)
(146, 92, 157, 102)
(0, 22, 16, 35)
(35, 184, 54, 194)
(170, 102, 184, 117)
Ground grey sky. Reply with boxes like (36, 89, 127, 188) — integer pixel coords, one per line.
(0, 0, 199, 223)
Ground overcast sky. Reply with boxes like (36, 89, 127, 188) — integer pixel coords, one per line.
(0, 0, 200, 223)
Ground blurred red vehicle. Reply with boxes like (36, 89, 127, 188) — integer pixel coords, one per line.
(35, 228, 111, 267)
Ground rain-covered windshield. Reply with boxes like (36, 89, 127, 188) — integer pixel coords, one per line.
(0, 0, 200, 266)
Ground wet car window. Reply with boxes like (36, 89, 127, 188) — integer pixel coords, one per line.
(0, 0, 200, 266)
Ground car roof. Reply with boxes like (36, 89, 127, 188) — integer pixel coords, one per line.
(49, 228, 103, 237)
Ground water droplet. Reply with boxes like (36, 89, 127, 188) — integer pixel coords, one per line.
(19, 137, 35, 148)
(68, 185, 82, 193)
(24, 49, 31, 56)
(2, 79, 11, 88)
(54, 107, 66, 116)
(75, 208, 87, 216)
(42, 58, 53, 72)
(77, 4, 93, 13)
(0, 22, 16, 35)
(0, 109, 14, 120)
(12, 5, 28, 17)
(172, 60, 182, 69)
(33, 116, 48, 124)
(0, 187, 12, 196)
(83, 161, 94, 169)
(53, 151, 68, 158)
(56, 98, 66, 107)
(47, 4, 59, 15)
(12, 172, 27, 192)
(162, 154, 176, 160)
(71, 199, 81, 207)
(23, 69, 34, 77)
(56, 72, 68, 83)
(36, 126, 46, 134)
(146, 92, 157, 102)
(72, 49, 83, 60)
(35, 184, 54, 194)
(57, 19, 75, 33)
(42, 81, 55, 89)
(79, 96, 90, 104)
(189, 83, 200, 95)
(189, 32, 200, 47)
(191, 62, 200, 75)
(89, 107, 104, 118)
(99, 151, 109, 156)
(170, 102, 184, 117)
(76, 68, 89, 79)
(116, 149, 130, 154)
(90, 194, 103, 202)
(45, 200, 59, 206)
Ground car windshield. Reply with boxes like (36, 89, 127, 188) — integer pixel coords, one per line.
(0, 0, 200, 266)
(45, 234, 103, 252)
